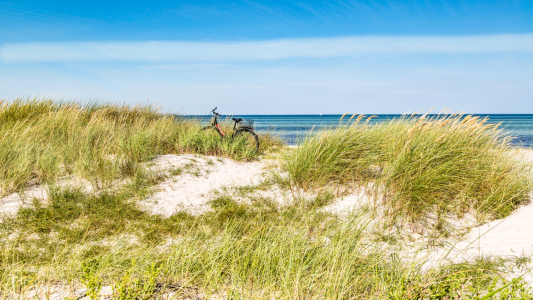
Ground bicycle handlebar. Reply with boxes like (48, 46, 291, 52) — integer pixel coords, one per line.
(210, 107, 221, 116)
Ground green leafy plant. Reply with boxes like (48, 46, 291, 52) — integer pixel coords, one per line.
(113, 261, 162, 300)
(81, 261, 102, 299)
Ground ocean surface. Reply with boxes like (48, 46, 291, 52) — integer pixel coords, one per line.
(185, 114, 533, 148)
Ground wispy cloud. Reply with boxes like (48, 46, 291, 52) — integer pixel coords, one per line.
(2, 34, 533, 63)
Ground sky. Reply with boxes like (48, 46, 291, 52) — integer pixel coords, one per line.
(0, 0, 532, 114)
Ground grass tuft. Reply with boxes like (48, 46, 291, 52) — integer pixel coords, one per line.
(284, 114, 532, 221)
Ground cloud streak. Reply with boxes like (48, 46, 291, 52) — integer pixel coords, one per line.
(2, 34, 533, 63)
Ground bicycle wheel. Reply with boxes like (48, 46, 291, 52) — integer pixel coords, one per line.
(233, 129, 259, 154)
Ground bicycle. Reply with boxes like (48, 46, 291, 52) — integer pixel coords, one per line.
(202, 107, 259, 153)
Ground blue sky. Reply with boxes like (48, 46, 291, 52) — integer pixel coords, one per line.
(1, 0, 532, 114)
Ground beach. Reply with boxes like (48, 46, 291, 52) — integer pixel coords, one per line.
(3, 1, 532, 297)
(1, 101, 533, 299)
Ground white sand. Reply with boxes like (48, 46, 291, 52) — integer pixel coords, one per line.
(416, 149, 533, 284)
(0, 183, 48, 216)
(140, 154, 268, 216)
(414, 198, 533, 285)
(458, 149, 533, 258)
(0, 176, 94, 217)
(455, 201, 533, 258)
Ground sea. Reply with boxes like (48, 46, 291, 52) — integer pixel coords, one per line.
(185, 114, 533, 148)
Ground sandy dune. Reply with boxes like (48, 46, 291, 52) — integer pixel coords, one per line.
(140, 154, 267, 216)
(2, 150, 533, 287)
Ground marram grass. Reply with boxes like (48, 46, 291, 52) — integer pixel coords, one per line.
(2, 189, 532, 299)
(0, 99, 280, 195)
(285, 113, 532, 221)
(1, 100, 532, 298)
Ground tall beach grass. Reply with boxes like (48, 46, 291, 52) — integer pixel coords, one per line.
(284, 113, 532, 221)
(0, 99, 279, 195)
(1, 100, 532, 298)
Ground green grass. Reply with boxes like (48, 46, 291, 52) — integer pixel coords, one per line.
(284, 113, 532, 222)
(1, 100, 532, 298)
(0, 99, 281, 195)
(2, 186, 531, 298)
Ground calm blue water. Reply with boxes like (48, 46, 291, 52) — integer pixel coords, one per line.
(185, 114, 533, 148)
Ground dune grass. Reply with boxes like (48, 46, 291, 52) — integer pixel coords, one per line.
(2, 185, 531, 299)
(284, 113, 532, 222)
(0, 99, 279, 195)
(1, 100, 532, 298)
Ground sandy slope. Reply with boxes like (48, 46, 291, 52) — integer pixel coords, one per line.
(460, 149, 533, 258)
(140, 154, 267, 216)
(0, 176, 95, 217)
(140, 151, 533, 270)
(137, 151, 533, 284)
(418, 196, 533, 285)
(418, 149, 533, 284)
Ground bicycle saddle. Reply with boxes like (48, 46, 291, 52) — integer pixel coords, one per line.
(232, 118, 243, 123)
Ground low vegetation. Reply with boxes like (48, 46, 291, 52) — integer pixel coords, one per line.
(2, 186, 532, 298)
(0, 99, 280, 195)
(285, 113, 532, 222)
(0, 100, 532, 298)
